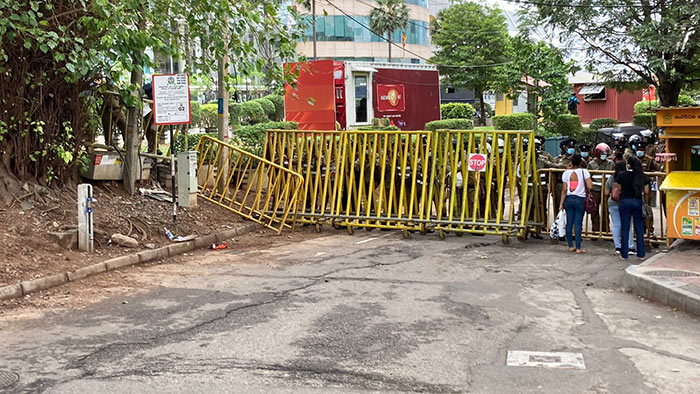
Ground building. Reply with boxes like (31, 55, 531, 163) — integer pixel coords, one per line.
(569, 72, 646, 124)
(297, 0, 431, 63)
(492, 77, 549, 117)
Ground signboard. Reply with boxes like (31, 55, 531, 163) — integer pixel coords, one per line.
(376, 84, 406, 112)
(152, 74, 191, 125)
(468, 153, 488, 172)
(657, 107, 700, 127)
(666, 190, 700, 240)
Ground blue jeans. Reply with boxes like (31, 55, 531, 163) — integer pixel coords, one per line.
(609, 205, 634, 249)
(619, 198, 646, 259)
(564, 195, 585, 250)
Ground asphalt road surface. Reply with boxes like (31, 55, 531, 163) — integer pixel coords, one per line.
(1, 231, 699, 393)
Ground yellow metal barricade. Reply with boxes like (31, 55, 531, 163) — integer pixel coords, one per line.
(427, 130, 539, 243)
(195, 135, 304, 234)
(540, 168, 666, 244)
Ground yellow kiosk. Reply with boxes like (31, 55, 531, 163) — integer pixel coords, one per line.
(657, 107, 700, 244)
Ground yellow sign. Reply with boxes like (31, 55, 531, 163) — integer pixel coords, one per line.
(666, 189, 700, 239)
(656, 107, 700, 127)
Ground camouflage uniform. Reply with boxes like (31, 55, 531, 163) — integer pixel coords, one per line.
(587, 158, 615, 235)
(552, 154, 572, 211)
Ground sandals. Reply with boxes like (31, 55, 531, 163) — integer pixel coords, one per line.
(569, 247, 576, 252)
(620, 256, 628, 261)
(576, 249, 587, 254)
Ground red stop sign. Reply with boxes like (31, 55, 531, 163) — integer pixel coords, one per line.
(468, 153, 487, 172)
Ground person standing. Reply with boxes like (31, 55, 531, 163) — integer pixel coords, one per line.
(616, 156, 650, 261)
(631, 137, 662, 244)
(587, 143, 615, 237)
(559, 154, 592, 254)
(567, 93, 580, 115)
(605, 161, 635, 254)
(552, 138, 577, 215)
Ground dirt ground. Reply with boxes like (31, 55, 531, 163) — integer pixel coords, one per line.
(0, 179, 245, 289)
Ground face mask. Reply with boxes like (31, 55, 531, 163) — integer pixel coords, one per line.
(581, 152, 589, 158)
(498, 148, 504, 154)
(567, 148, 575, 155)
(600, 154, 608, 161)
(636, 150, 645, 158)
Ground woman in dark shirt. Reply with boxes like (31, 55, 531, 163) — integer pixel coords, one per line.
(615, 156, 649, 261)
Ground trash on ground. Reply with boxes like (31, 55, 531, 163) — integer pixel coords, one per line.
(210, 242, 228, 250)
(139, 188, 173, 202)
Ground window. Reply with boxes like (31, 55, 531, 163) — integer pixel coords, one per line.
(579, 84, 606, 101)
(355, 75, 368, 123)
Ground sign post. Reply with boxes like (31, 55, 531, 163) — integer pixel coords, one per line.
(468, 153, 488, 172)
(152, 74, 191, 226)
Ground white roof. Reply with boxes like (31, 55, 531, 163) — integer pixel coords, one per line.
(345, 61, 437, 72)
(568, 71, 605, 84)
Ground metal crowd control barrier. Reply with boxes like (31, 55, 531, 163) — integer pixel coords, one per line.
(540, 168, 667, 244)
(428, 130, 540, 243)
(195, 135, 304, 234)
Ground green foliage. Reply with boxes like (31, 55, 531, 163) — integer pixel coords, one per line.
(472, 101, 493, 114)
(372, 118, 392, 127)
(369, 0, 409, 61)
(548, 114, 583, 139)
(357, 119, 399, 131)
(634, 94, 695, 113)
(232, 121, 298, 155)
(173, 131, 217, 154)
(527, 0, 700, 106)
(431, 2, 509, 125)
(441, 103, 476, 120)
(424, 119, 474, 131)
(253, 98, 276, 119)
(229, 102, 242, 125)
(240, 101, 267, 125)
(200, 104, 218, 129)
(264, 94, 285, 121)
(536, 126, 562, 138)
(589, 117, 619, 131)
(190, 101, 201, 127)
(633, 113, 655, 129)
(493, 113, 537, 130)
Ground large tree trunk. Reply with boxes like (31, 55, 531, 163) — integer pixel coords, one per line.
(124, 14, 146, 196)
(478, 90, 486, 126)
(657, 75, 683, 106)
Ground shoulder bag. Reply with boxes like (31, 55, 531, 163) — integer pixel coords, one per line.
(583, 170, 597, 214)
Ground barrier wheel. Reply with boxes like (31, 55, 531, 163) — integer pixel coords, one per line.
(456, 232, 464, 237)
(517, 231, 528, 242)
(315, 223, 322, 233)
(438, 229, 446, 240)
(402, 230, 411, 239)
(502, 235, 510, 245)
(419, 224, 427, 235)
(347, 226, 354, 235)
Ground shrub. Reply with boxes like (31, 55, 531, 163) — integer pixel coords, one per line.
(472, 101, 493, 114)
(634, 94, 696, 114)
(190, 101, 201, 127)
(357, 125, 400, 131)
(229, 102, 242, 125)
(240, 100, 266, 125)
(173, 131, 217, 154)
(232, 121, 298, 155)
(424, 118, 474, 131)
(549, 114, 582, 139)
(371, 117, 391, 127)
(200, 103, 218, 129)
(264, 94, 285, 121)
(633, 113, 655, 129)
(535, 125, 561, 138)
(440, 102, 476, 120)
(254, 98, 276, 119)
(589, 117, 619, 131)
(492, 113, 537, 130)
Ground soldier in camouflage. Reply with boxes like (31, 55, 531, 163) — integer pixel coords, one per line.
(587, 143, 615, 237)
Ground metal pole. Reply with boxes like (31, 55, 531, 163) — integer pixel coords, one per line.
(170, 125, 177, 225)
(312, 0, 317, 59)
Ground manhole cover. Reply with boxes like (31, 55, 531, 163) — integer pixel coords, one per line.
(645, 270, 699, 277)
(0, 370, 19, 389)
(506, 351, 585, 369)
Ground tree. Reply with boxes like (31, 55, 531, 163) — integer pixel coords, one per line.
(430, 1, 509, 125)
(369, 0, 409, 62)
(494, 34, 577, 123)
(527, 1, 700, 106)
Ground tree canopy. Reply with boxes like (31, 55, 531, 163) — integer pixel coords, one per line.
(526, 0, 700, 106)
(369, 0, 409, 62)
(430, 1, 509, 124)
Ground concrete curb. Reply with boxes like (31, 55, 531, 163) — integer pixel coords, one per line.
(622, 254, 700, 318)
(0, 223, 261, 302)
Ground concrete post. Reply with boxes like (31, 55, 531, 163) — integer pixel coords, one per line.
(77, 184, 94, 253)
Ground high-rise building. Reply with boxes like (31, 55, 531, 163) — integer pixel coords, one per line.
(297, 0, 431, 63)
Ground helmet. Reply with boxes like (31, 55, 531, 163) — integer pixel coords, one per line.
(628, 134, 642, 150)
(595, 143, 611, 157)
(534, 136, 545, 146)
(497, 138, 505, 148)
(559, 138, 576, 153)
(640, 129, 656, 144)
(612, 133, 627, 148)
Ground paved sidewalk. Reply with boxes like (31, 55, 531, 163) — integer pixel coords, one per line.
(624, 240, 700, 317)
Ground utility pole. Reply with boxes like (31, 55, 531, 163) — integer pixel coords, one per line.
(312, 0, 317, 59)
(217, 34, 229, 194)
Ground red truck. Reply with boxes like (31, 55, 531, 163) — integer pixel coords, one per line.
(285, 60, 440, 131)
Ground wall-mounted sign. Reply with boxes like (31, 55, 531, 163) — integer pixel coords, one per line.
(376, 84, 406, 112)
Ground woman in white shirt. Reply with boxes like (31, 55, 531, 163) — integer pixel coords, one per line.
(559, 154, 593, 253)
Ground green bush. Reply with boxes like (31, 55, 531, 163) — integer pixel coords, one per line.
(549, 114, 582, 139)
(200, 103, 218, 129)
(240, 100, 266, 125)
(472, 101, 493, 114)
(492, 113, 537, 130)
(190, 101, 201, 127)
(535, 126, 561, 138)
(173, 131, 217, 154)
(232, 121, 298, 155)
(440, 102, 476, 120)
(634, 94, 696, 114)
(253, 98, 276, 119)
(264, 94, 285, 121)
(371, 117, 392, 127)
(589, 117, 619, 131)
(357, 125, 400, 131)
(229, 102, 242, 125)
(633, 113, 655, 129)
(424, 118, 474, 131)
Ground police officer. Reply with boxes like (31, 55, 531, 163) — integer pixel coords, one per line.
(612, 133, 628, 162)
(640, 129, 658, 158)
(630, 135, 662, 242)
(579, 143, 592, 163)
(587, 143, 615, 237)
(552, 138, 576, 214)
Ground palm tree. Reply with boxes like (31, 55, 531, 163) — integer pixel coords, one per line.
(369, 0, 409, 62)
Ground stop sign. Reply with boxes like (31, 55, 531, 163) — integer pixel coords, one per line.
(468, 153, 488, 172)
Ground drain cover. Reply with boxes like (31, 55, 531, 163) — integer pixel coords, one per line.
(645, 270, 699, 277)
(506, 351, 586, 369)
(0, 370, 19, 389)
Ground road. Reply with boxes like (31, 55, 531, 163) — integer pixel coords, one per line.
(1, 230, 699, 393)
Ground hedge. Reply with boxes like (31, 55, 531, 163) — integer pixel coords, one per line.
(424, 118, 474, 131)
(232, 121, 298, 155)
(633, 113, 654, 129)
(549, 114, 582, 138)
(492, 113, 537, 130)
(634, 94, 696, 114)
(440, 103, 476, 120)
(472, 101, 493, 114)
(190, 101, 201, 127)
(200, 103, 218, 129)
(264, 94, 285, 121)
(240, 100, 266, 125)
(589, 117, 618, 131)
(173, 131, 217, 154)
(253, 98, 276, 119)
(357, 125, 400, 131)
